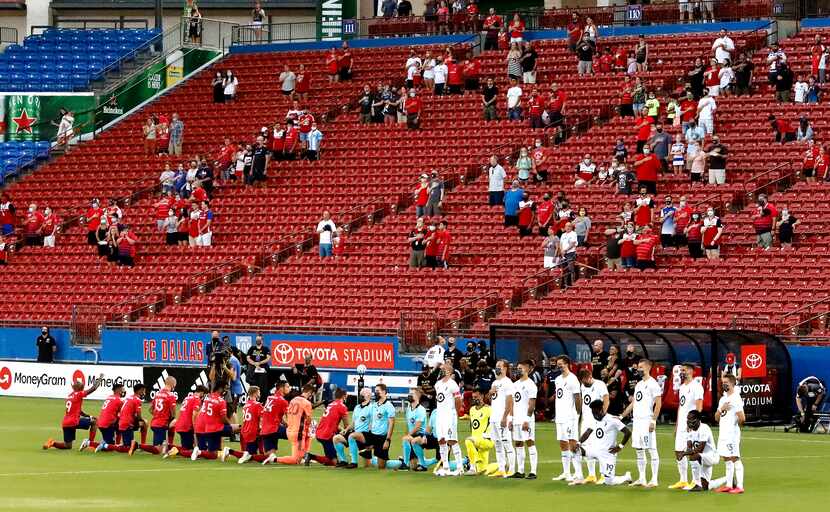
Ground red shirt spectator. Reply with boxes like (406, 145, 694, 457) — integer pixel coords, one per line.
(635, 231, 659, 262)
(803, 142, 820, 170)
(634, 152, 660, 183)
(614, 48, 627, 69)
(598, 51, 614, 73)
(636, 116, 653, 142)
(674, 199, 693, 235)
(325, 50, 338, 76)
(775, 118, 796, 136)
(269, 126, 285, 152)
(284, 125, 299, 153)
(466, 3, 479, 16)
(25, 207, 44, 236)
(295, 66, 310, 94)
(424, 226, 440, 258)
(436, 223, 451, 262)
(536, 196, 554, 229)
(498, 30, 509, 50)
(338, 45, 352, 73)
(509, 17, 525, 40)
(462, 59, 480, 80)
(41, 210, 58, 238)
(447, 61, 463, 86)
(118, 228, 138, 258)
(333, 230, 345, 257)
(415, 179, 429, 208)
(680, 96, 697, 123)
(529, 92, 543, 117)
(192, 187, 208, 204)
(86, 202, 103, 233)
(634, 192, 655, 227)
(216, 139, 236, 170)
(406, 95, 422, 114)
(548, 87, 566, 113)
(567, 17, 583, 49)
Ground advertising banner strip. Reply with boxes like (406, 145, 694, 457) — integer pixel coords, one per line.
(0, 361, 143, 400)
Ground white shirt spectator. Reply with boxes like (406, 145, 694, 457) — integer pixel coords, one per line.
(697, 96, 716, 120)
(794, 80, 809, 103)
(488, 164, 506, 192)
(223, 76, 238, 96)
(405, 56, 421, 81)
(422, 58, 436, 80)
(433, 63, 448, 84)
(578, 161, 596, 176)
(423, 343, 445, 368)
(718, 66, 734, 89)
(766, 49, 787, 73)
(279, 70, 296, 92)
(507, 85, 522, 108)
(712, 35, 735, 64)
(308, 128, 324, 151)
(160, 168, 175, 188)
(316, 219, 336, 244)
(560, 230, 578, 254)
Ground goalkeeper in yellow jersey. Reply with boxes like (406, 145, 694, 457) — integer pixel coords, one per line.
(464, 388, 495, 475)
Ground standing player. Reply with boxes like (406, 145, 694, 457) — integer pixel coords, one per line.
(578, 367, 609, 483)
(464, 388, 493, 475)
(43, 373, 103, 451)
(670, 363, 704, 489)
(275, 384, 314, 464)
(305, 387, 349, 467)
(90, 382, 124, 453)
(552, 355, 583, 483)
(164, 385, 207, 459)
(573, 400, 633, 486)
(712, 373, 745, 494)
(511, 360, 538, 479)
(260, 380, 290, 464)
(683, 410, 719, 492)
(118, 384, 146, 456)
(334, 387, 372, 468)
(434, 359, 464, 476)
(622, 358, 662, 488)
(227, 386, 267, 463)
(349, 384, 395, 469)
(398, 387, 428, 470)
(138, 376, 177, 455)
(487, 359, 514, 478)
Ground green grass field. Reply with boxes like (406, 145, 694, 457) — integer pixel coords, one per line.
(1, 396, 827, 512)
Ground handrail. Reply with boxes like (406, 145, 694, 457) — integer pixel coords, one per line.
(743, 160, 792, 195)
(780, 295, 830, 321)
(781, 310, 829, 336)
(0, 26, 18, 44)
(95, 23, 182, 94)
(31, 18, 150, 33)
(745, 168, 800, 200)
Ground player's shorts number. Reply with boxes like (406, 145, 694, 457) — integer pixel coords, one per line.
(642, 435, 650, 447)
(605, 463, 615, 475)
(727, 443, 734, 452)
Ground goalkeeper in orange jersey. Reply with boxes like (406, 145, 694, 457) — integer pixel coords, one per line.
(276, 384, 315, 464)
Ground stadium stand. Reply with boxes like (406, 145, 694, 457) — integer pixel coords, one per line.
(0, 141, 50, 185)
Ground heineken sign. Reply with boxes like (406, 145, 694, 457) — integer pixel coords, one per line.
(317, 0, 356, 41)
(8, 96, 40, 140)
(0, 94, 96, 143)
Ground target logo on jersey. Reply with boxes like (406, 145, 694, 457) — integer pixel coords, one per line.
(556, 388, 564, 399)
(472, 419, 480, 430)
(514, 391, 521, 402)
(595, 428, 605, 439)
(679, 395, 686, 406)
(437, 392, 445, 403)
(635, 391, 643, 401)
(583, 394, 591, 405)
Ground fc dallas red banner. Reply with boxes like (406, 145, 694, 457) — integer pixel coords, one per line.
(740, 344, 767, 379)
(270, 340, 394, 369)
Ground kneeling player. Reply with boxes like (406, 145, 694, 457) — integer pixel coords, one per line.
(43, 373, 103, 451)
(396, 387, 427, 470)
(464, 389, 494, 475)
(261, 381, 290, 465)
(274, 384, 314, 464)
(683, 410, 719, 492)
(118, 384, 147, 456)
(225, 386, 267, 463)
(572, 400, 632, 486)
(164, 385, 207, 459)
(138, 376, 177, 456)
(305, 387, 349, 466)
(89, 382, 124, 453)
(191, 383, 238, 461)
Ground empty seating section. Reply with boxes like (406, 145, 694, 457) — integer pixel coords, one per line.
(0, 141, 50, 185)
(0, 28, 160, 92)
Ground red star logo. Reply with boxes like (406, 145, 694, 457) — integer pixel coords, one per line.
(12, 109, 36, 134)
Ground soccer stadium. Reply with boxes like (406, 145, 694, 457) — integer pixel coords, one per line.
(0, 0, 829, 510)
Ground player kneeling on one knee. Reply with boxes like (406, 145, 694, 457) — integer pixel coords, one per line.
(682, 409, 719, 492)
(572, 400, 633, 486)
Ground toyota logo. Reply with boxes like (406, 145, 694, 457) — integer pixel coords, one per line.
(72, 369, 85, 385)
(272, 343, 294, 365)
(745, 353, 763, 370)
(0, 366, 11, 390)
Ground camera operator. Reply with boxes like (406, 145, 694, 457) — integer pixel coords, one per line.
(207, 332, 236, 416)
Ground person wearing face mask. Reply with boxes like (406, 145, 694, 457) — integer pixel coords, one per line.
(634, 186, 655, 227)
(776, 208, 799, 248)
(536, 193, 554, 237)
(423, 223, 441, 268)
(503, 180, 524, 227)
(517, 193, 535, 238)
(671, 363, 704, 490)
(85, 198, 103, 246)
(515, 147, 534, 184)
(574, 154, 595, 187)
(305, 123, 323, 161)
(648, 123, 672, 174)
(397, 388, 429, 470)
(633, 224, 659, 270)
(634, 146, 661, 194)
(432, 360, 464, 476)
(659, 196, 677, 248)
(24, 203, 44, 247)
(620, 222, 637, 269)
(487, 359, 515, 477)
(701, 208, 723, 260)
(684, 211, 704, 258)
(463, 388, 494, 475)
(621, 358, 662, 488)
(602, 225, 624, 271)
(673, 196, 692, 247)
(404, 89, 422, 129)
(753, 198, 775, 250)
(36, 326, 57, 363)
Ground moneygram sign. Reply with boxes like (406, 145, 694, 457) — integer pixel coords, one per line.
(0, 361, 143, 399)
(270, 340, 394, 369)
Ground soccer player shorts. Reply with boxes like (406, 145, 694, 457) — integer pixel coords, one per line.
(262, 426, 287, 452)
(119, 427, 135, 447)
(244, 438, 260, 455)
(717, 431, 741, 458)
(631, 419, 656, 449)
(584, 447, 617, 478)
(151, 426, 168, 446)
(512, 417, 536, 442)
(489, 422, 512, 444)
(202, 431, 224, 452)
(675, 425, 689, 452)
(63, 416, 92, 443)
(364, 432, 390, 460)
(178, 431, 195, 450)
(316, 436, 337, 460)
(555, 418, 578, 441)
(100, 425, 117, 445)
(436, 414, 459, 442)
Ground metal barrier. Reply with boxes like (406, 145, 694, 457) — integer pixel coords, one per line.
(232, 21, 317, 45)
(183, 17, 239, 52)
(0, 26, 17, 44)
(32, 18, 150, 34)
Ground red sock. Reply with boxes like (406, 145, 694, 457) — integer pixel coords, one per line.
(140, 429, 147, 444)
(251, 454, 269, 463)
(200, 452, 217, 460)
(89, 441, 100, 449)
(112, 445, 130, 453)
(116, 432, 122, 444)
(178, 449, 193, 458)
(88, 425, 97, 442)
(228, 450, 244, 459)
(139, 444, 161, 455)
(311, 454, 336, 466)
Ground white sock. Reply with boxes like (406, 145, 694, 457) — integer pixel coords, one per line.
(725, 460, 735, 488)
(572, 449, 584, 479)
(440, 444, 450, 470)
(494, 438, 505, 472)
(636, 450, 647, 481)
(528, 445, 538, 474)
(587, 458, 596, 478)
(515, 445, 525, 474)
(452, 444, 463, 471)
(691, 460, 701, 486)
(505, 444, 516, 474)
(734, 460, 744, 489)
(606, 474, 629, 485)
(648, 448, 660, 484)
(561, 451, 572, 476)
(678, 457, 689, 482)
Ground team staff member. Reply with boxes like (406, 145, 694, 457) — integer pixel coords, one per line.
(246, 334, 271, 404)
(36, 326, 57, 362)
(399, 387, 428, 470)
(794, 376, 826, 433)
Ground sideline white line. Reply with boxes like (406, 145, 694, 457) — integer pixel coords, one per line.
(0, 465, 287, 478)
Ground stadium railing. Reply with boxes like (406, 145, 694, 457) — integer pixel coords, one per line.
(780, 296, 830, 336)
(29, 18, 150, 34)
(0, 26, 17, 44)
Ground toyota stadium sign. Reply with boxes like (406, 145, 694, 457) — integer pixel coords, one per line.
(0, 361, 143, 399)
(270, 340, 394, 369)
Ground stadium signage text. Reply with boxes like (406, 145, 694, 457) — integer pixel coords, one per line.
(270, 340, 394, 369)
(0, 362, 143, 399)
(142, 337, 206, 363)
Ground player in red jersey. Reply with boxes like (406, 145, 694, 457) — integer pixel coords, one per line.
(304, 387, 350, 466)
(223, 386, 268, 464)
(136, 376, 177, 455)
(191, 382, 239, 461)
(163, 385, 207, 459)
(260, 380, 290, 464)
(273, 384, 314, 465)
(43, 373, 103, 450)
(117, 384, 147, 456)
(89, 382, 124, 452)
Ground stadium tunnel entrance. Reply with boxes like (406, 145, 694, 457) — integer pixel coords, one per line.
(489, 326, 791, 426)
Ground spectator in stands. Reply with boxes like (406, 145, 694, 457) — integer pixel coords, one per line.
(767, 42, 787, 87)
(306, 123, 323, 160)
(687, 57, 706, 99)
(408, 217, 426, 268)
(398, 0, 412, 17)
(769, 114, 796, 144)
(705, 135, 728, 185)
(40, 207, 57, 248)
(223, 70, 238, 102)
(381, 0, 396, 18)
(583, 16, 597, 46)
(566, 13, 582, 53)
(718, 60, 734, 96)
(436, 220, 451, 268)
(116, 225, 138, 267)
(701, 208, 723, 260)
(482, 8, 501, 50)
(634, 146, 660, 194)
(504, 180, 523, 227)
(633, 225, 658, 270)
(339, 41, 353, 81)
(56, 110, 74, 154)
(792, 73, 810, 104)
(712, 29, 735, 65)
(634, 35, 649, 72)
(487, 155, 506, 206)
(480, 77, 499, 120)
(332, 227, 345, 258)
(705, 58, 720, 97)
(159, 163, 175, 194)
(634, 186, 655, 227)
(143, 116, 157, 155)
(383, 86, 399, 124)
(167, 113, 183, 156)
(670, 134, 686, 175)
(696, 87, 717, 135)
(753, 198, 775, 250)
(517, 193, 534, 237)
(0, 194, 14, 237)
(576, 34, 595, 76)
(777, 208, 798, 248)
(250, 2, 265, 40)
(649, 122, 672, 173)
(426, 170, 444, 217)
(196, 201, 213, 247)
(507, 43, 522, 81)
(295, 64, 310, 103)
(211, 71, 225, 103)
(560, 222, 579, 284)
(446, 58, 464, 94)
(433, 57, 448, 95)
(279, 65, 296, 100)
(520, 41, 538, 85)
(462, 57, 480, 91)
(683, 212, 703, 258)
(83, 198, 102, 246)
(162, 208, 178, 246)
(818, 145, 830, 181)
(23, 204, 43, 247)
(506, 78, 522, 121)
(733, 52, 755, 96)
(316, 211, 337, 258)
(774, 63, 794, 103)
(414, 174, 429, 218)
(516, 147, 534, 184)
(619, 223, 637, 269)
(424, 222, 440, 267)
(542, 230, 560, 268)
(797, 116, 814, 142)
(573, 208, 591, 246)
(187, 7, 202, 44)
(631, 77, 646, 118)
(508, 13, 525, 44)
(325, 48, 339, 83)
(404, 50, 421, 89)
(546, 82, 567, 127)
(574, 153, 596, 186)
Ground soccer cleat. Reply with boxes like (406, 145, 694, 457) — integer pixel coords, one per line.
(395, 457, 409, 471)
(683, 483, 697, 491)
(303, 453, 312, 467)
(238, 452, 252, 464)
(669, 481, 690, 489)
(163, 446, 178, 459)
(714, 486, 734, 493)
(161, 440, 168, 456)
(596, 476, 607, 485)
(728, 487, 745, 494)
(620, 472, 632, 484)
(190, 446, 201, 461)
(646, 481, 659, 488)
(629, 479, 646, 487)
(583, 475, 597, 484)
(526, 473, 537, 480)
(464, 466, 478, 476)
(435, 468, 447, 477)
(220, 446, 230, 462)
(488, 470, 506, 478)
(508, 472, 525, 479)
(688, 485, 705, 492)
(262, 453, 277, 465)
(569, 479, 587, 486)
(128, 440, 137, 457)
(42, 438, 54, 450)
(78, 439, 91, 452)
(335, 461, 348, 468)
(413, 465, 428, 472)
(448, 469, 462, 477)
(551, 473, 571, 481)
(95, 442, 108, 453)
(344, 463, 358, 469)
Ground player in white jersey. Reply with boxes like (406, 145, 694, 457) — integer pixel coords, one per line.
(551, 355, 583, 483)
(682, 410, 719, 492)
(621, 358, 663, 488)
(670, 363, 704, 490)
(712, 373, 745, 494)
(510, 360, 538, 479)
(487, 359, 515, 477)
(577, 367, 609, 484)
(573, 400, 633, 486)
(434, 359, 464, 476)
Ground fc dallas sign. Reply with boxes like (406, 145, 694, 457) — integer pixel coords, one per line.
(270, 340, 394, 369)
